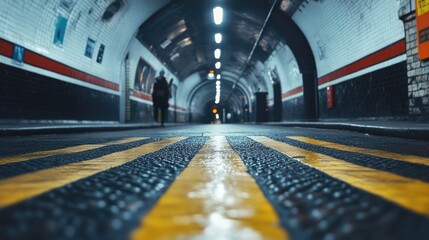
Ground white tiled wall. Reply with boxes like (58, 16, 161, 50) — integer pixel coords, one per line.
(292, 0, 405, 78)
(264, 43, 303, 96)
(0, 0, 169, 84)
(127, 38, 179, 104)
(0, 0, 407, 112)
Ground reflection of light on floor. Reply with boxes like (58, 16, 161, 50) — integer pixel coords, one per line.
(131, 136, 287, 240)
(186, 136, 262, 239)
(210, 119, 222, 124)
(201, 212, 262, 240)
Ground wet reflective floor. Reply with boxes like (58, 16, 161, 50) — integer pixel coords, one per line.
(0, 124, 428, 240)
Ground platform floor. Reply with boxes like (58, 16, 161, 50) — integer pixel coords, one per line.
(0, 124, 428, 240)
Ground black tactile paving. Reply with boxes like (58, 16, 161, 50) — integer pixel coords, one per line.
(227, 136, 429, 240)
(269, 135, 429, 183)
(0, 136, 207, 240)
(0, 137, 164, 180)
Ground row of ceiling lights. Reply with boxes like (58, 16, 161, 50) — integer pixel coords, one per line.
(213, 6, 223, 105)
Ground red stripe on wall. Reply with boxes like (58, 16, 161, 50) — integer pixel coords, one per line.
(0, 39, 14, 58)
(318, 39, 406, 85)
(282, 86, 303, 99)
(132, 91, 187, 111)
(25, 50, 119, 91)
(281, 39, 406, 99)
(133, 91, 152, 101)
(0, 38, 189, 110)
(0, 38, 119, 91)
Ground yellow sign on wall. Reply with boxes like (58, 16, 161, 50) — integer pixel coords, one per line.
(417, 0, 429, 16)
(416, 0, 429, 60)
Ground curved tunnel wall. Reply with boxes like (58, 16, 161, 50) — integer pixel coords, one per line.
(0, 0, 426, 123)
(0, 0, 180, 122)
(248, 0, 410, 121)
(292, 0, 408, 120)
(126, 38, 184, 123)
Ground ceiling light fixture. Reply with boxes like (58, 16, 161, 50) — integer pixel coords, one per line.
(213, 7, 223, 25)
(214, 49, 221, 59)
(215, 33, 222, 44)
(215, 62, 221, 69)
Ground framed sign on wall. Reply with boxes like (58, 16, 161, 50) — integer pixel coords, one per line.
(415, 0, 429, 60)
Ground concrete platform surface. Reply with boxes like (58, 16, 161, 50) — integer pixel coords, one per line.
(1, 120, 429, 140)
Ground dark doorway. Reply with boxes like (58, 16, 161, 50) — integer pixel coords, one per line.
(271, 69, 283, 121)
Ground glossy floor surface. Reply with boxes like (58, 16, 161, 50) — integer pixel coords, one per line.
(0, 124, 428, 240)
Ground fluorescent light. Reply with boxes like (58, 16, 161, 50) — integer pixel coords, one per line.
(170, 53, 180, 61)
(215, 78, 221, 104)
(216, 74, 221, 80)
(161, 39, 172, 49)
(215, 62, 221, 69)
(214, 49, 221, 59)
(213, 7, 223, 25)
(215, 33, 222, 44)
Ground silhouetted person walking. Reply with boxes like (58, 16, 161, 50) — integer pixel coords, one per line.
(152, 70, 170, 126)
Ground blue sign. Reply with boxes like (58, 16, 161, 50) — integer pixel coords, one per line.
(54, 16, 68, 47)
(13, 45, 24, 64)
(85, 38, 96, 58)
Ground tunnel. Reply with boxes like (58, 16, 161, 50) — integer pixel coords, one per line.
(1, 0, 427, 124)
(1, 0, 429, 239)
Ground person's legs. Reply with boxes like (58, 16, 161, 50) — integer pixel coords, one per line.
(160, 107, 166, 126)
(153, 106, 159, 122)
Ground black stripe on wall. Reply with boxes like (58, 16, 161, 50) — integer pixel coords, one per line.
(0, 63, 119, 121)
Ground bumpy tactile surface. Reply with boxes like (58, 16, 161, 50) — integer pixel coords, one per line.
(227, 136, 429, 240)
(0, 137, 206, 240)
(270, 135, 429, 182)
(0, 137, 163, 180)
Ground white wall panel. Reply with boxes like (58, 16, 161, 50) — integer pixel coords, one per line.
(0, 0, 169, 84)
(264, 43, 302, 95)
(127, 38, 179, 93)
(292, 0, 405, 78)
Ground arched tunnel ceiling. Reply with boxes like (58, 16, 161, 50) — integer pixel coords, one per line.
(189, 79, 250, 114)
(137, 0, 304, 81)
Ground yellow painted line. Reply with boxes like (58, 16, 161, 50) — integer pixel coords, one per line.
(0, 137, 184, 208)
(131, 136, 288, 240)
(251, 136, 429, 216)
(289, 136, 429, 166)
(0, 137, 147, 166)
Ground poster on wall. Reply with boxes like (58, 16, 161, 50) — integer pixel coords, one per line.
(415, 0, 429, 60)
(84, 38, 96, 58)
(97, 44, 105, 64)
(54, 16, 68, 47)
(13, 45, 25, 65)
(134, 58, 156, 94)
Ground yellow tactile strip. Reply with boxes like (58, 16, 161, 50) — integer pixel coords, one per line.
(252, 136, 429, 216)
(131, 136, 288, 240)
(0, 137, 147, 166)
(289, 136, 429, 166)
(0, 137, 184, 208)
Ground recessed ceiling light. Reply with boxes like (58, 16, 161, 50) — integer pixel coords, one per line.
(215, 62, 221, 69)
(213, 7, 223, 25)
(215, 33, 222, 44)
(214, 49, 221, 59)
